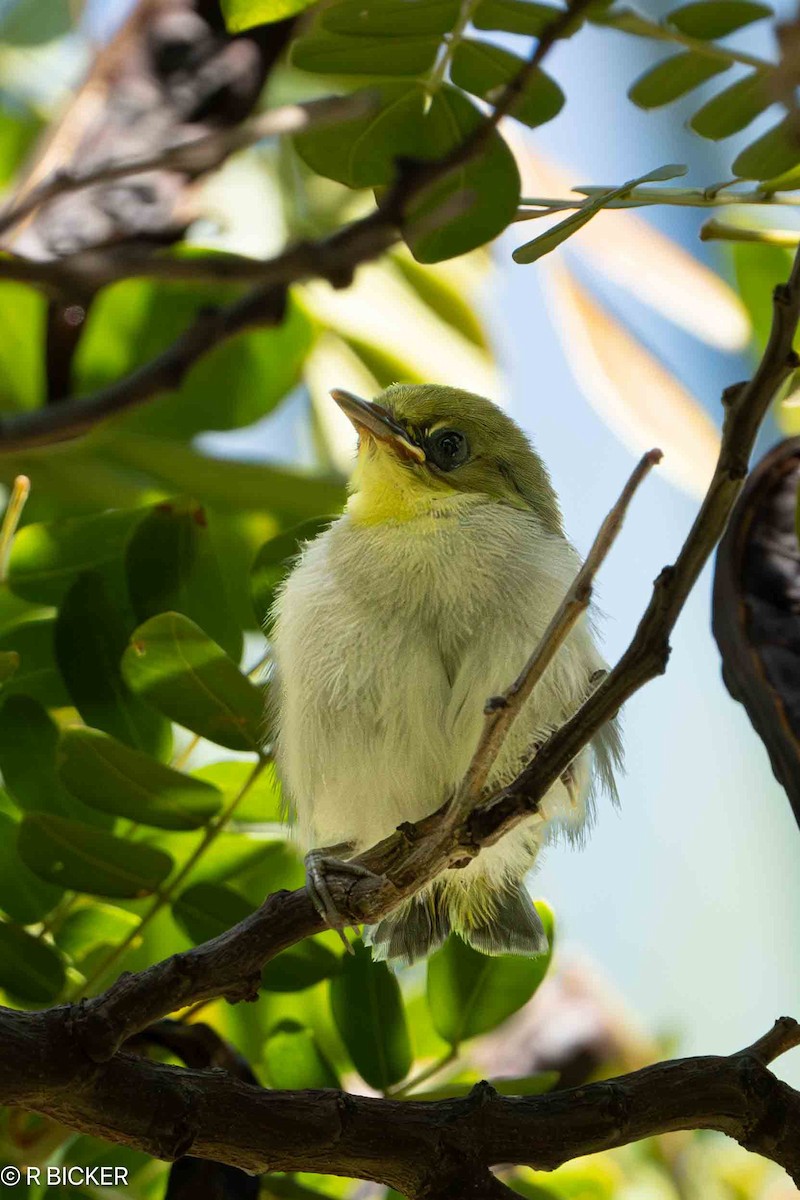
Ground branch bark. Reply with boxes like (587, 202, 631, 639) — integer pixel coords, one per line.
(0, 0, 592, 452)
(1, 1009, 798, 1195)
(65, 241, 800, 1064)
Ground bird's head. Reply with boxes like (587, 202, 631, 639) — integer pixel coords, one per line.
(332, 382, 563, 534)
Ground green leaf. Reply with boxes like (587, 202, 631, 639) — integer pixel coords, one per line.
(0, 108, 42, 188)
(7, 508, 145, 606)
(0, 694, 110, 825)
(426, 903, 554, 1045)
(390, 252, 490, 349)
(0, 617, 70, 706)
(121, 612, 264, 752)
(689, 70, 770, 139)
(262, 937, 342, 992)
(59, 727, 222, 831)
(733, 117, 800, 181)
(0, 648, 18, 682)
(0, 921, 65, 1004)
(0, 0, 71, 44)
(54, 903, 139, 963)
(329, 939, 412, 1088)
(75, 282, 313, 441)
(264, 1021, 340, 1089)
(55, 572, 171, 759)
(405, 86, 521, 264)
(0, 280, 46, 413)
(450, 40, 564, 129)
(590, 4, 665, 34)
(125, 500, 242, 662)
(513, 163, 686, 263)
(18, 812, 174, 898)
(666, 0, 771, 37)
(192, 760, 283, 824)
(110, 437, 346, 522)
(295, 83, 427, 189)
(172, 881, 253, 944)
(291, 33, 440, 75)
(323, 0, 460, 34)
(221, 0, 316, 31)
(731, 241, 793, 351)
(0, 811, 62, 924)
(628, 52, 731, 109)
(251, 517, 332, 626)
(474, 0, 575, 36)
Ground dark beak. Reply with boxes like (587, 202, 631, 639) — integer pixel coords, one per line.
(331, 389, 425, 463)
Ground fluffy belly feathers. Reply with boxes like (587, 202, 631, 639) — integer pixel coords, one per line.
(271, 500, 611, 887)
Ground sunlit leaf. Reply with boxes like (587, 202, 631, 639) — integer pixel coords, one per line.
(426, 903, 554, 1045)
(54, 903, 140, 963)
(6, 509, 145, 606)
(666, 0, 771, 37)
(295, 83, 426, 188)
(450, 40, 564, 129)
(192, 761, 283, 825)
(733, 117, 800, 182)
(55, 572, 171, 759)
(264, 1021, 340, 1089)
(329, 939, 412, 1088)
(628, 52, 730, 109)
(18, 812, 174, 898)
(324, 0, 459, 33)
(405, 86, 520, 263)
(0, 281, 46, 412)
(689, 71, 771, 139)
(221, 0, 317, 30)
(474, 0, 575, 37)
(390, 250, 491, 350)
(59, 727, 222, 831)
(121, 612, 264, 752)
(291, 33, 440, 75)
(0, 920, 65, 1004)
(126, 501, 242, 663)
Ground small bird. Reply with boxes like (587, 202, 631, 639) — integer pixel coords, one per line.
(270, 384, 621, 964)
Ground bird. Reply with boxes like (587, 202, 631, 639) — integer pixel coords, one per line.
(269, 383, 622, 965)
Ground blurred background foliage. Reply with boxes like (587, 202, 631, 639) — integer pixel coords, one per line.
(0, 0, 799, 1196)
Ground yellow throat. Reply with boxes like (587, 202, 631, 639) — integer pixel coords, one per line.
(347, 440, 456, 525)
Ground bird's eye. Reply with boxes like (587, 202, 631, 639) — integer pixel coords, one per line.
(427, 428, 470, 471)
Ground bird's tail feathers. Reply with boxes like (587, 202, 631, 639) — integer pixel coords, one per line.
(364, 891, 451, 966)
(364, 884, 547, 965)
(459, 885, 548, 957)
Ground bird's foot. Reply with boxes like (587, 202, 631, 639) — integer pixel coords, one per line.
(304, 842, 374, 954)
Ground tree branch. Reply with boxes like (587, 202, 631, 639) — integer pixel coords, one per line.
(0, 93, 375, 244)
(1, 1009, 798, 1195)
(58, 239, 800, 1070)
(0, 0, 592, 453)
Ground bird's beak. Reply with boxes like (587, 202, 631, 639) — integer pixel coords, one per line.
(331, 389, 425, 463)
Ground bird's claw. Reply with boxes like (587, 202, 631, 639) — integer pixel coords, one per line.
(304, 844, 374, 954)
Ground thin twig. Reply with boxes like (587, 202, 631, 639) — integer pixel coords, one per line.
(62, 242, 800, 1068)
(700, 219, 800, 246)
(453, 448, 661, 812)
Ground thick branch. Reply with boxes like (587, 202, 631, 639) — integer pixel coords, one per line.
(0, 0, 592, 453)
(1, 1009, 798, 1195)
